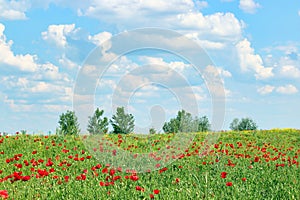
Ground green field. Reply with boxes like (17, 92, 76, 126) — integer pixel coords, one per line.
(0, 129, 299, 199)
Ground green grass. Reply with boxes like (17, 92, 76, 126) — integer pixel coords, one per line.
(0, 129, 299, 199)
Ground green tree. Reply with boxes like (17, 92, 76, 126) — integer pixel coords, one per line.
(196, 116, 210, 132)
(230, 117, 258, 131)
(149, 127, 156, 134)
(229, 118, 240, 131)
(163, 118, 179, 133)
(87, 108, 109, 134)
(163, 110, 198, 133)
(57, 110, 80, 135)
(110, 107, 135, 134)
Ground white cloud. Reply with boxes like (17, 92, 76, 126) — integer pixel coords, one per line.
(0, 0, 30, 20)
(298, 10, 300, 16)
(139, 56, 188, 72)
(239, 0, 260, 14)
(0, 23, 38, 72)
(177, 12, 243, 41)
(76, 1, 244, 44)
(257, 85, 275, 95)
(276, 84, 298, 94)
(279, 65, 300, 78)
(184, 33, 226, 49)
(236, 38, 273, 79)
(195, 1, 208, 10)
(88, 31, 115, 60)
(29, 82, 64, 93)
(42, 24, 79, 48)
(58, 55, 80, 70)
(88, 31, 112, 46)
(204, 65, 232, 78)
(198, 40, 226, 49)
(81, 0, 195, 23)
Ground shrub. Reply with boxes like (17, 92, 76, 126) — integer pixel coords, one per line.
(195, 116, 210, 132)
(87, 108, 109, 134)
(163, 110, 203, 133)
(110, 107, 135, 134)
(230, 117, 258, 131)
(57, 110, 80, 135)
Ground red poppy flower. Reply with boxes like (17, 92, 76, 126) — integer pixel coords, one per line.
(99, 181, 105, 186)
(242, 177, 247, 182)
(135, 186, 144, 191)
(96, 164, 102, 169)
(221, 172, 227, 179)
(226, 182, 233, 186)
(109, 169, 116, 176)
(113, 176, 121, 181)
(153, 189, 160, 194)
(130, 175, 139, 181)
(0, 190, 8, 199)
(102, 168, 108, 174)
(22, 176, 31, 181)
(64, 176, 69, 182)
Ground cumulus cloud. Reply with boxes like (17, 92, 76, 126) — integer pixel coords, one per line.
(239, 0, 260, 14)
(0, 23, 38, 72)
(0, 0, 30, 20)
(236, 38, 273, 79)
(81, 0, 195, 23)
(276, 84, 298, 94)
(88, 31, 112, 46)
(177, 12, 244, 41)
(42, 24, 80, 48)
(76, 0, 244, 46)
(204, 65, 232, 78)
(279, 65, 300, 78)
(58, 55, 80, 70)
(0, 23, 74, 113)
(195, 1, 208, 10)
(257, 85, 275, 95)
(258, 84, 298, 95)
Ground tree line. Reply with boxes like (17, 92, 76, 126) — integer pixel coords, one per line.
(56, 107, 258, 135)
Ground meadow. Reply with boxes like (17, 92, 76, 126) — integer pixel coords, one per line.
(0, 129, 299, 199)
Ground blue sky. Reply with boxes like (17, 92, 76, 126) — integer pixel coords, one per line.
(0, 0, 300, 133)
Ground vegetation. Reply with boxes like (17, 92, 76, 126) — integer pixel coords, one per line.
(149, 127, 156, 134)
(0, 129, 299, 199)
(110, 107, 135, 134)
(230, 117, 258, 131)
(163, 110, 210, 133)
(87, 108, 109, 134)
(57, 110, 80, 135)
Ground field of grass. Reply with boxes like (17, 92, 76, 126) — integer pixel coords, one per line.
(0, 129, 299, 199)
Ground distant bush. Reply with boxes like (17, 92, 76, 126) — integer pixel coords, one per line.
(149, 127, 156, 134)
(110, 107, 135, 134)
(163, 110, 210, 133)
(230, 117, 258, 131)
(87, 108, 108, 134)
(57, 110, 80, 135)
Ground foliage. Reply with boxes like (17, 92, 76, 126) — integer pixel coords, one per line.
(110, 107, 135, 134)
(87, 108, 108, 134)
(57, 110, 80, 135)
(195, 116, 210, 132)
(163, 110, 209, 133)
(230, 117, 258, 131)
(149, 127, 156, 134)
